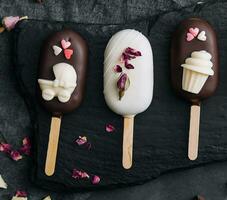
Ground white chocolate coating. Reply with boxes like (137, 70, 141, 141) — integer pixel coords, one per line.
(38, 62, 77, 103)
(104, 29, 153, 117)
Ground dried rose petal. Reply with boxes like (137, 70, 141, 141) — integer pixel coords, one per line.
(91, 175, 100, 184)
(75, 136, 87, 146)
(10, 150, 23, 161)
(15, 190, 27, 197)
(2, 16, 20, 31)
(125, 47, 142, 57)
(0, 143, 12, 153)
(125, 62, 134, 69)
(72, 169, 89, 179)
(19, 146, 31, 156)
(2, 16, 28, 31)
(22, 137, 31, 147)
(105, 124, 115, 132)
(113, 65, 122, 73)
(121, 52, 136, 61)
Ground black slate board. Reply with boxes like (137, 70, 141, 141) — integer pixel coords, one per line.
(13, 2, 227, 191)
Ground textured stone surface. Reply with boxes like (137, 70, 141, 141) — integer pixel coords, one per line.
(1, 0, 227, 199)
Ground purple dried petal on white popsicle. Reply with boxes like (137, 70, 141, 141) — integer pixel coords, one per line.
(113, 65, 122, 73)
(125, 61, 134, 69)
(125, 47, 142, 57)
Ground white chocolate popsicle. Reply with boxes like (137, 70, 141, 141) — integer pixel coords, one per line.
(104, 29, 153, 169)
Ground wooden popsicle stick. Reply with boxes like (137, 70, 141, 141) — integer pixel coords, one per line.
(188, 104, 201, 161)
(122, 116, 134, 169)
(45, 116, 61, 176)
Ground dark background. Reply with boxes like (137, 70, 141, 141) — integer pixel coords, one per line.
(1, 0, 227, 199)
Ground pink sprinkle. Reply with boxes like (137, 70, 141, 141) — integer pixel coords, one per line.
(125, 47, 142, 57)
(105, 124, 115, 133)
(72, 169, 89, 179)
(92, 175, 100, 184)
(15, 190, 27, 197)
(0, 143, 12, 153)
(10, 150, 23, 161)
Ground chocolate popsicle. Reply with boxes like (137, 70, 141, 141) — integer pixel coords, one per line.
(171, 18, 218, 160)
(38, 29, 88, 176)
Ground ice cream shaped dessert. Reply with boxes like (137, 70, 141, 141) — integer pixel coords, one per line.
(181, 50, 214, 94)
(38, 29, 88, 176)
(104, 29, 153, 169)
(171, 18, 218, 160)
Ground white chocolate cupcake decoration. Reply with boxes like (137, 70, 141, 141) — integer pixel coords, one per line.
(181, 50, 214, 94)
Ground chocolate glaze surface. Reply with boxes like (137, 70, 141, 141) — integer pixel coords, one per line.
(38, 29, 88, 116)
(171, 18, 218, 104)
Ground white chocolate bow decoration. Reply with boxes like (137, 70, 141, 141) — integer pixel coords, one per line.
(38, 62, 77, 103)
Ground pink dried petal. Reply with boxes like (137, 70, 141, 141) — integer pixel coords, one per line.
(113, 65, 122, 73)
(72, 169, 89, 179)
(0, 143, 11, 153)
(10, 150, 22, 161)
(15, 190, 27, 197)
(105, 124, 115, 132)
(92, 175, 100, 184)
(22, 137, 31, 147)
(2, 16, 28, 31)
(125, 47, 142, 57)
(19, 146, 31, 156)
(75, 136, 87, 146)
(2, 16, 20, 31)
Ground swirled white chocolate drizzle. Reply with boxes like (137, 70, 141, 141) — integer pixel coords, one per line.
(38, 62, 77, 103)
(181, 50, 214, 94)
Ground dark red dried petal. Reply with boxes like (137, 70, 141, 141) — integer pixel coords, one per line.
(105, 124, 115, 132)
(125, 62, 134, 69)
(15, 190, 27, 197)
(125, 47, 142, 57)
(113, 65, 122, 73)
(0, 143, 12, 153)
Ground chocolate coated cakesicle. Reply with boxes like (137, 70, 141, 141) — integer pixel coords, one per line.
(171, 18, 218, 160)
(104, 29, 153, 169)
(38, 29, 88, 176)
